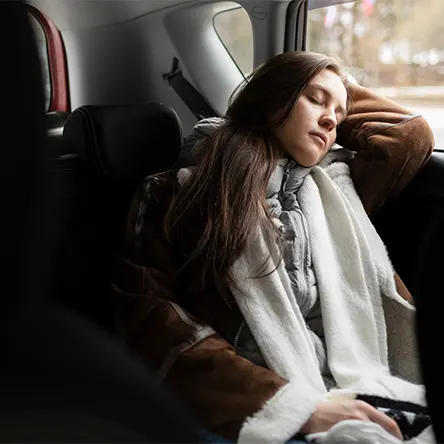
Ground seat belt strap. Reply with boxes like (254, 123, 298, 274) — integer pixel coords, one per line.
(163, 57, 218, 119)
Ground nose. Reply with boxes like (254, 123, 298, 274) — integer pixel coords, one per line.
(319, 108, 337, 132)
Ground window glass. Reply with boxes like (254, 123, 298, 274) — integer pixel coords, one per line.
(213, 5, 254, 76)
(307, 0, 444, 148)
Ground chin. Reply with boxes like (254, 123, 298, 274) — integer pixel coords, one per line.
(294, 155, 322, 168)
(289, 145, 325, 167)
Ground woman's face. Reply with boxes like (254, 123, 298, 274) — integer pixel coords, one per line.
(275, 68, 348, 167)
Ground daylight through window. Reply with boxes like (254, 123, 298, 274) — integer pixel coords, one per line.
(307, 0, 444, 148)
(213, 5, 253, 77)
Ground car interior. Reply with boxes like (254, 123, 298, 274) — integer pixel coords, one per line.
(2, 0, 443, 441)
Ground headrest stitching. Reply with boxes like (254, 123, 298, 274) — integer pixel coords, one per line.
(78, 107, 108, 177)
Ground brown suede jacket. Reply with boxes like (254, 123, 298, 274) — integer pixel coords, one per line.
(111, 84, 434, 441)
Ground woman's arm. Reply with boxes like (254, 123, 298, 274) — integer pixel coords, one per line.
(111, 173, 292, 441)
(336, 83, 434, 218)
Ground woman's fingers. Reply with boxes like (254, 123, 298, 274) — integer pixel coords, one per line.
(301, 399, 404, 441)
(356, 401, 403, 440)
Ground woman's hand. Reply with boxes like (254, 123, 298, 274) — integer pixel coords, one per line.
(300, 400, 403, 440)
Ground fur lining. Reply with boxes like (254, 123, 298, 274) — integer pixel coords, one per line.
(177, 167, 193, 185)
(238, 382, 324, 444)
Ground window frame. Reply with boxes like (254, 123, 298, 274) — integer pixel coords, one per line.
(213, 5, 254, 78)
(297, 0, 359, 51)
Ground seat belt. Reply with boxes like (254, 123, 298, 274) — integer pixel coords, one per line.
(163, 57, 219, 119)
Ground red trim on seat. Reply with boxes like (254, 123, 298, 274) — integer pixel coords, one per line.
(27, 5, 70, 112)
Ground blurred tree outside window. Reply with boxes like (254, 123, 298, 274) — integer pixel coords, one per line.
(307, 0, 444, 148)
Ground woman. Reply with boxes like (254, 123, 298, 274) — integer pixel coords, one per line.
(111, 52, 434, 443)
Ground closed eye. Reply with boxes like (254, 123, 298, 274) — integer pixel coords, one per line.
(309, 96, 323, 106)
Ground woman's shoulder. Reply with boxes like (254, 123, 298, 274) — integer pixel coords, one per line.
(135, 168, 183, 199)
(127, 169, 182, 232)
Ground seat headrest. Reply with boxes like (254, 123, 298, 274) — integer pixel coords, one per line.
(63, 103, 183, 184)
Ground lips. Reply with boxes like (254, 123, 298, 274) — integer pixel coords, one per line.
(310, 132, 327, 147)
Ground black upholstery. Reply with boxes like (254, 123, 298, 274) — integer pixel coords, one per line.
(63, 103, 183, 186)
(4, 306, 202, 443)
(0, 0, 46, 312)
(45, 111, 70, 157)
(1, 3, 201, 441)
(48, 103, 182, 330)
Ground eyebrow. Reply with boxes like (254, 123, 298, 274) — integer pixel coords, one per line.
(307, 84, 347, 121)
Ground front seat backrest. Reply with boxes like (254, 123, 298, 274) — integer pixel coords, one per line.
(1, 0, 46, 313)
(50, 103, 183, 330)
(0, 9, 201, 437)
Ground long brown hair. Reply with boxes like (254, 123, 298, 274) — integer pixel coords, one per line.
(165, 51, 351, 301)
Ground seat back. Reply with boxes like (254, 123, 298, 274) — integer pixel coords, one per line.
(49, 103, 182, 330)
(45, 111, 70, 158)
(0, 1, 48, 313)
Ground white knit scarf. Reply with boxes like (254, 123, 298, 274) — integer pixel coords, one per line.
(229, 162, 433, 444)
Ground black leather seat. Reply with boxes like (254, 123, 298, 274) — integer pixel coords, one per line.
(45, 111, 70, 157)
(48, 103, 182, 330)
(63, 104, 183, 186)
(1, 3, 201, 441)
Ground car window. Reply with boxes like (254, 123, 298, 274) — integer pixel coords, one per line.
(307, 0, 444, 148)
(29, 13, 51, 111)
(213, 4, 253, 77)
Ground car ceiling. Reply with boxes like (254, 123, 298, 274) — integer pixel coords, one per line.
(26, 0, 199, 30)
(27, 0, 351, 31)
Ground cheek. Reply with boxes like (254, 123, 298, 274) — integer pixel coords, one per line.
(276, 101, 316, 154)
(280, 123, 304, 155)
(282, 107, 307, 139)
(296, 102, 317, 129)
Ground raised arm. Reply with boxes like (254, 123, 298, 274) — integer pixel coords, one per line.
(337, 83, 434, 217)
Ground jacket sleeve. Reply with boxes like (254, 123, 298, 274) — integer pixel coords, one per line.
(111, 174, 303, 442)
(337, 83, 434, 217)
(337, 84, 434, 304)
